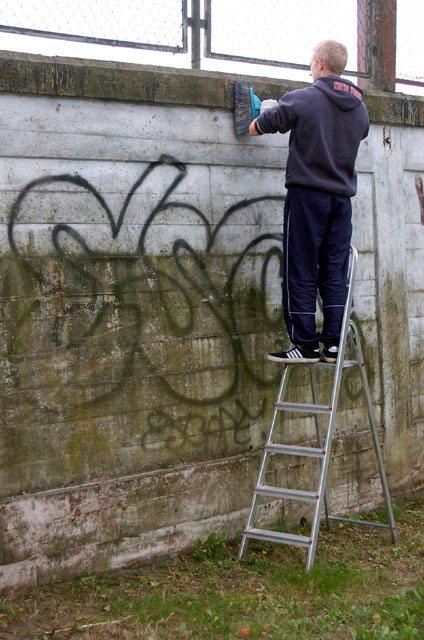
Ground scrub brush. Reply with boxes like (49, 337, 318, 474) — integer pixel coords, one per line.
(233, 80, 262, 136)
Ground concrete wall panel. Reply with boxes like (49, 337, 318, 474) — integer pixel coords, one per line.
(0, 57, 422, 588)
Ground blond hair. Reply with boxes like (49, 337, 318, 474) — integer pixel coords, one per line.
(313, 40, 348, 75)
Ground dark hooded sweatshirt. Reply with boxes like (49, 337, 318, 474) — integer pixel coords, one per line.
(254, 76, 369, 196)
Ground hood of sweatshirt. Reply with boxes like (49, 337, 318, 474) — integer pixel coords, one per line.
(314, 76, 365, 111)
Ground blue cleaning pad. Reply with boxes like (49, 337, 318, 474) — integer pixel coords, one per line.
(248, 87, 261, 119)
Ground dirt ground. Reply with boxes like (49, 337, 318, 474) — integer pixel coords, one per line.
(0, 496, 423, 640)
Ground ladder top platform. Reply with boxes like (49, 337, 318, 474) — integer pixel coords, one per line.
(269, 359, 359, 369)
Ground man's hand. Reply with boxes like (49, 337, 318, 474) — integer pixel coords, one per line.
(248, 119, 261, 136)
(248, 99, 278, 136)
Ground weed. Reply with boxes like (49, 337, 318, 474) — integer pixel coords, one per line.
(191, 530, 229, 563)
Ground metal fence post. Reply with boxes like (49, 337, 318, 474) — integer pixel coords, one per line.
(359, 0, 397, 92)
(190, 0, 202, 69)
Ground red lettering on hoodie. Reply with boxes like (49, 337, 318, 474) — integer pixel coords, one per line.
(334, 81, 349, 92)
(349, 86, 363, 100)
(333, 81, 363, 101)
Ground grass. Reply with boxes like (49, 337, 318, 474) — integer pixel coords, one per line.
(0, 496, 422, 639)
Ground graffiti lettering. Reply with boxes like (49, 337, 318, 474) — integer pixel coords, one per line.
(5, 152, 372, 440)
(6, 154, 284, 417)
(140, 398, 267, 453)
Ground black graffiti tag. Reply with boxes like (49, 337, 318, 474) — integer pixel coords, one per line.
(6, 154, 284, 414)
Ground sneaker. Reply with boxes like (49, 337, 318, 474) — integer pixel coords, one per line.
(323, 345, 339, 363)
(267, 345, 320, 364)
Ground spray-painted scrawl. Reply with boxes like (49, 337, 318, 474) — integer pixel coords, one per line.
(4, 153, 369, 462)
(6, 155, 284, 416)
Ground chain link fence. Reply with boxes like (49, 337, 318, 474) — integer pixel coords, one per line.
(0, 0, 422, 92)
(0, 0, 187, 51)
(396, 0, 424, 87)
(205, 0, 370, 79)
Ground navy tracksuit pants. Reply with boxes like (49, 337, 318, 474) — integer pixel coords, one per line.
(282, 186, 352, 350)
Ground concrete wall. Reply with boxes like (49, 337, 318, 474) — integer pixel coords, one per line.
(0, 53, 423, 589)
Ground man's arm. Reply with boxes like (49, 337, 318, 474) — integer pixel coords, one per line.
(248, 92, 297, 136)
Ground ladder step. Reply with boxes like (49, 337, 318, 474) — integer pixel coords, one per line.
(313, 360, 358, 369)
(244, 527, 312, 548)
(275, 401, 332, 414)
(255, 484, 319, 502)
(265, 443, 326, 458)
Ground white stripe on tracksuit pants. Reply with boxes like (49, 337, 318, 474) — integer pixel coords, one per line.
(282, 185, 351, 351)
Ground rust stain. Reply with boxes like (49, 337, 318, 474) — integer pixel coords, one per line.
(383, 126, 392, 149)
(415, 177, 424, 224)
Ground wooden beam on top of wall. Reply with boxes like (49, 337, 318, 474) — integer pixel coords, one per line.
(359, 0, 397, 92)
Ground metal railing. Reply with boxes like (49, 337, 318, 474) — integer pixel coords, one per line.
(0, 0, 188, 53)
(203, 0, 372, 80)
(395, 0, 424, 89)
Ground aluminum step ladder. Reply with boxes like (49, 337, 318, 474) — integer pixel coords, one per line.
(239, 246, 398, 572)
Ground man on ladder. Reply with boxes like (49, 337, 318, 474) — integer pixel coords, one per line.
(249, 40, 369, 363)
(242, 41, 397, 571)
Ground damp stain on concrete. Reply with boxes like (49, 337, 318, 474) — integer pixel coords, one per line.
(415, 177, 424, 224)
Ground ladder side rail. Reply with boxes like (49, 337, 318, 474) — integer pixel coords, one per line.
(307, 246, 358, 570)
(349, 319, 398, 542)
(239, 366, 292, 558)
(310, 366, 332, 529)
